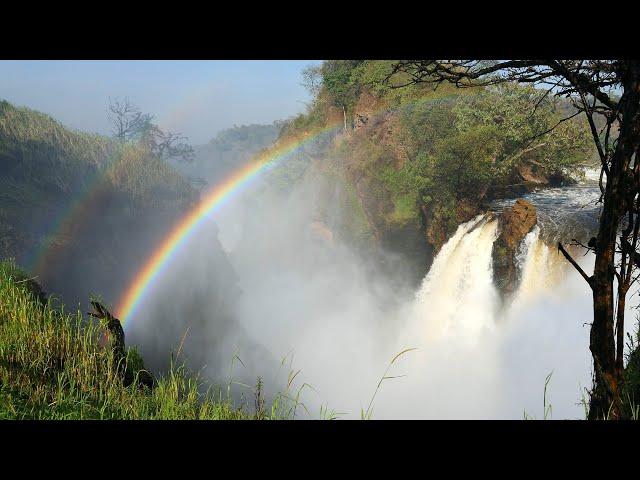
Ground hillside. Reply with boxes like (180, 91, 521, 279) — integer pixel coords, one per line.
(0, 99, 197, 308)
(0, 260, 251, 419)
(0, 101, 294, 418)
(267, 61, 593, 281)
(171, 122, 285, 188)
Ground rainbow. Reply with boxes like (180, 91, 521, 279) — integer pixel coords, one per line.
(115, 122, 341, 324)
(115, 93, 467, 326)
(28, 164, 114, 276)
(27, 91, 462, 326)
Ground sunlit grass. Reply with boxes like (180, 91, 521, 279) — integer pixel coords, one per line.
(5, 254, 639, 420)
(0, 260, 248, 419)
(0, 260, 354, 420)
(361, 347, 416, 420)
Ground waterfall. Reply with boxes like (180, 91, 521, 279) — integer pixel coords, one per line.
(412, 214, 589, 332)
(412, 215, 500, 344)
(386, 213, 597, 419)
(217, 167, 632, 419)
(512, 226, 570, 306)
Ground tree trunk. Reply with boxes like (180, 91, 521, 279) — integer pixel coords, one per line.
(588, 61, 640, 419)
(343, 105, 347, 133)
(589, 201, 620, 419)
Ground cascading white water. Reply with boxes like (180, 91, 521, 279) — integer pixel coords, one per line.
(381, 212, 598, 419)
(410, 216, 570, 342)
(210, 166, 635, 419)
(228, 197, 606, 419)
(387, 189, 631, 419)
(512, 226, 568, 306)
(411, 215, 500, 344)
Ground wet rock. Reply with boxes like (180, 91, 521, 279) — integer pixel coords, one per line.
(422, 198, 481, 256)
(492, 199, 537, 299)
(309, 220, 334, 244)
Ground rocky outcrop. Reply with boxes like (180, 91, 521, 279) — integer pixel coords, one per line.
(88, 301, 155, 390)
(485, 161, 577, 200)
(422, 198, 481, 256)
(352, 91, 378, 131)
(491, 199, 537, 299)
(309, 220, 334, 244)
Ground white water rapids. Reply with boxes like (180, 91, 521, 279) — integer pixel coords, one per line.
(382, 215, 596, 419)
(226, 173, 635, 419)
(141, 166, 636, 419)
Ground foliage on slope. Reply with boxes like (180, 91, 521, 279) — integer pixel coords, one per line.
(0, 99, 193, 207)
(0, 99, 196, 307)
(277, 61, 593, 273)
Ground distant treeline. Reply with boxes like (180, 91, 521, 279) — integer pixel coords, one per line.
(171, 121, 286, 187)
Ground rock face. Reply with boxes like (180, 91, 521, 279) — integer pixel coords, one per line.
(352, 91, 378, 131)
(485, 161, 576, 200)
(491, 199, 537, 299)
(309, 220, 334, 244)
(422, 198, 481, 257)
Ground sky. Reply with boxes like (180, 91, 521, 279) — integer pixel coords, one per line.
(0, 60, 321, 144)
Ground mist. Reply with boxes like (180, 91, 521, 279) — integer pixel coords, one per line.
(123, 143, 624, 419)
(4, 59, 634, 420)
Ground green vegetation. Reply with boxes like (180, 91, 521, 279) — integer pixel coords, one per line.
(0, 100, 111, 194)
(281, 61, 593, 255)
(0, 65, 620, 420)
(0, 99, 193, 206)
(622, 325, 640, 419)
(0, 260, 244, 419)
(173, 122, 285, 187)
(0, 260, 332, 419)
(314, 167, 376, 248)
(102, 142, 194, 209)
(0, 99, 195, 298)
(211, 123, 284, 152)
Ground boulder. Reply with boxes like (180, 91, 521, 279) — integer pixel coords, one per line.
(491, 199, 537, 299)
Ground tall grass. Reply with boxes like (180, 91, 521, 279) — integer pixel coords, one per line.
(0, 260, 350, 420)
(361, 347, 416, 420)
(0, 260, 247, 419)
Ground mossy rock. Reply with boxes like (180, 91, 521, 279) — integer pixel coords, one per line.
(491, 200, 537, 300)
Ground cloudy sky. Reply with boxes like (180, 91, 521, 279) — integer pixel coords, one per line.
(0, 60, 321, 144)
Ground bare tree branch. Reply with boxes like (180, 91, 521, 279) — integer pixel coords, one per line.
(558, 242, 593, 288)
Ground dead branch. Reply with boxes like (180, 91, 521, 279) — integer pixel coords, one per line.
(622, 238, 640, 269)
(88, 301, 155, 390)
(558, 242, 593, 287)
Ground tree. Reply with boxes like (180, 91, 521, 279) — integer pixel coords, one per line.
(139, 124, 195, 163)
(388, 60, 640, 419)
(321, 60, 364, 132)
(452, 83, 591, 180)
(107, 97, 194, 162)
(301, 64, 323, 97)
(108, 97, 153, 142)
(433, 125, 500, 201)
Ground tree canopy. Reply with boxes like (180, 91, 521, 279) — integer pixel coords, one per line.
(388, 60, 640, 420)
